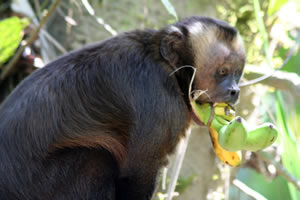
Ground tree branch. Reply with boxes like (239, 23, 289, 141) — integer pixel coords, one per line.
(241, 65, 300, 101)
(0, 0, 62, 82)
(232, 179, 267, 200)
(256, 151, 300, 191)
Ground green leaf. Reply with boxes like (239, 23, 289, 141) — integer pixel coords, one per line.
(277, 46, 300, 75)
(232, 168, 291, 200)
(0, 17, 30, 67)
(161, 0, 178, 20)
(276, 92, 300, 200)
(268, 0, 289, 15)
(175, 175, 197, 194)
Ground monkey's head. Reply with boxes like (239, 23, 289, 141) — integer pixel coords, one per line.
(160, 17, 246, 105)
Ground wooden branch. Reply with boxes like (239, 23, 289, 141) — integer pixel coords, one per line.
(0, 0, 62, 82)
(256, 151, 300, 191)
(166, 128, 192, 200)
(241, 65, 300, 101)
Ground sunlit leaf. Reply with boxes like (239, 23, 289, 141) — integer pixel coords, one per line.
(268, 0, 289, 15)
(0, 17, 30, 67)
(276, 92, 300, 200)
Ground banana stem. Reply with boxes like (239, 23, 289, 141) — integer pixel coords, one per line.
(191, 101, 227, 131)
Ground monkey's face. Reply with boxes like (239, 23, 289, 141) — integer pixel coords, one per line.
(185, 19, 246, 105)
(192, 43, 245, 105)
(160, 17, 245, 105)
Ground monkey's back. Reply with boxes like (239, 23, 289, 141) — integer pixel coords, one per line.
(0, 30, 190, 199)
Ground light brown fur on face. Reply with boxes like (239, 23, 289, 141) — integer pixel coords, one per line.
(187, 21, 246, 103)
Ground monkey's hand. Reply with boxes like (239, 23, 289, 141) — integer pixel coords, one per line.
(191, 102, 278, 167)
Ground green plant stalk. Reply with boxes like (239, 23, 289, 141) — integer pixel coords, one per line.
(253, 0, 271, 65)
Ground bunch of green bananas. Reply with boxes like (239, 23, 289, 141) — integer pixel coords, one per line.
(191, 102, 278, 166)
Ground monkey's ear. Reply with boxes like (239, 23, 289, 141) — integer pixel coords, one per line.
(160, 28, 184, 67)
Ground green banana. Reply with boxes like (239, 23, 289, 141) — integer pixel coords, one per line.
(244, 123, 278, 151)
(209, 127, 242, 166)
(191, 101, 242, 166)
(191, 101, 278, 166)
(218, 117, 248, 152)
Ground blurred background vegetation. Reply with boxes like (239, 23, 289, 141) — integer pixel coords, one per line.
(0, 0, 300, 199)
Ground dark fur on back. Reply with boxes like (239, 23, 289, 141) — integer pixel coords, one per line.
(0, 29, 191, 200)
(0, 16, 241, 200)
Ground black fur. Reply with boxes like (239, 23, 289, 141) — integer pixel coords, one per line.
(0, 16, 240, 200)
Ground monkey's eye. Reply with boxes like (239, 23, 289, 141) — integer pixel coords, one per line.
(219, 67, 228, 76)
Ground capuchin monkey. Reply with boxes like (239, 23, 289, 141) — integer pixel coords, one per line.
(0, 16, 245, 200)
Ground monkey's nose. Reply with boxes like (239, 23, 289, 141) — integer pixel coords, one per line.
(228, 88, 240, 98)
